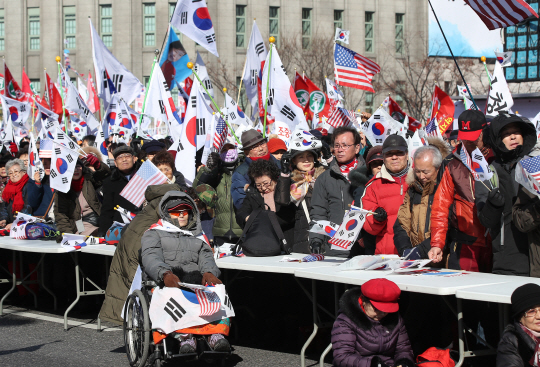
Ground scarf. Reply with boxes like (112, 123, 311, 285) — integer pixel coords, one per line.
(71, 176, 85, 192)
(521, 323, 540, 366)
(290, 169, 316, 205)
(250, 153, 271, 161)
(389, 165, 409, 178)
(2, 173, 29, 213)
(147, 219, 209, 244)
(339, 158, 358, 180)
(262, 191, 276, 212)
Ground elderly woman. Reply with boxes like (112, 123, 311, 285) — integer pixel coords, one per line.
(151, 150, 186, 189)
(54, 157, 111, 235)
(497, 283, 540, 366)
(0, 158, 37, 229)
(236, 159, 295, 256)
(331, 278, 415, 367)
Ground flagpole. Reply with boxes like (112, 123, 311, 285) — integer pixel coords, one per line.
(55, 56, 68, 132)
(263, 37, 275, 139)
(186, 62, 241, 144)
(480, 56, 492, 87)
(139, 49, 159, 138)
(428, 0, 478, 110)
(237, 20, 255, 105)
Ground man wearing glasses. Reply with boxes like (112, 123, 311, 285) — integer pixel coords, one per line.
(98, 145, 140, 237)
(309, 126, 367, 256)
(231, 129, 281, 209)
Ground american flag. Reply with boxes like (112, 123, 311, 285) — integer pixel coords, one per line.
(465, 0, 539, 30)
(521, 156, 540, 185)
(459, 146, 479, 180)
(213, 117, 228, 151)
(327, 107, 356, 128)
(334, 43, 380, 93)
(424, 117, 440, 137)
(120, 160, 168, 207)
(195, 288, 222, 316)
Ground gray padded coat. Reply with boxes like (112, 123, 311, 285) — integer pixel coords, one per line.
(141, 191, 220, 283)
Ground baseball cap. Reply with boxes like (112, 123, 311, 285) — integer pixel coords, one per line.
(361, 278, 401, 313)
(382, 135, 408, 154)
(167, 203, 193, 212)
(457, 110, 487, 141)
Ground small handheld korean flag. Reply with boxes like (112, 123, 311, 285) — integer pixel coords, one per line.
(470, 148, 493, 181)
(362, 107, 393, 146)
(28, 135, 44, 181)
(289, 129, 322, 151)
(495, 51, 513, 67)
(329, 207, 370, 251)
(50, 144, 77, 193)
(334, 28, 350, 44)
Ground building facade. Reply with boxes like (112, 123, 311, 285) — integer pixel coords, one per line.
(0, 0, 429, 115)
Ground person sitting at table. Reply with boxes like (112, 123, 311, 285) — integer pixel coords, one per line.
(0, 158, 38, 229)
(497, 283, 540, 366)
(331, 278, 415, 367)
(54, 156, 110, 236)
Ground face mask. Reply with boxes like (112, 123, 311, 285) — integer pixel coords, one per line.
(220, 149, 238, 163)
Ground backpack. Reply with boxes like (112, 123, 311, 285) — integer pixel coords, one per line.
(416, 347, 457, 367)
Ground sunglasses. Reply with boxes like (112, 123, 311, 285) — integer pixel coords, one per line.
(169, 210, 190, 218)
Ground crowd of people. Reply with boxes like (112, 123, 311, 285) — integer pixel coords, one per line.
(2, 108, 540, 366)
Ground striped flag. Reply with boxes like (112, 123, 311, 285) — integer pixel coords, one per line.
(327, 107, 356, 128)
(460, 146, 479, 180)
(195, 288, 222, 316)
(465, 0, 539, 30)
(520, 156, 540, 184)
(213, 116, 228, 151)
(120, 160, 168, 207)
(424, 117, 441, 138)
(334, 43, 380, 93)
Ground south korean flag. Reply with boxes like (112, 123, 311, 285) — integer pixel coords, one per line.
(362, 107, 394, 146)
(329, 207, 370, 251)
(224, 93, 249, 127)
(27, 135, 45, 181)
(49, 144, 77, 194)
(1, 95, 31, 129)
(289, 129, 322, 151)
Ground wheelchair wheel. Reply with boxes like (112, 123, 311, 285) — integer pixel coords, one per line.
(123, 289, 151, 367)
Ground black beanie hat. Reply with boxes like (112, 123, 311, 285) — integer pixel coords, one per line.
(511, 283, 540, 317)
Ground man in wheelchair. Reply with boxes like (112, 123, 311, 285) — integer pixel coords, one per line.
(141, 190, 230, 354)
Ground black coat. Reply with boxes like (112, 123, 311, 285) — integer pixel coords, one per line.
(98, 163, 141, 237)
(496, 322, 536, 367)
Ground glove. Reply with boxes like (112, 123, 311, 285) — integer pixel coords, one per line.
(370, 357, 389, 367)
(373, 207, 387, 222)
(202, 272, 222, 285)
(394, 358, 416, 367)
(487, 187, 505, 207)
(85, 154, 101, 169)
(206, 152, 221, 171)
(321, 141, 332, 160)
(280, 153, 292, 175)
(309, 239, 325, 255)
(9, 142, 18, 156)
(162, 271, 181, 288)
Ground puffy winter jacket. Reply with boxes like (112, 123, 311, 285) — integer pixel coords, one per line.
(360, 164, 409, 255)
(141, 191, 220, 283)
(496, 322, 536, 367)
(331, 287, 414, 367)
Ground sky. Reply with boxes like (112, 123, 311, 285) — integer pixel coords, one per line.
(429, 0, 504, 58)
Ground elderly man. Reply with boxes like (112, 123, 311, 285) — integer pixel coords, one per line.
(231, 129, 281, 209)
(360, 135, 409, 255)
(309, 126, 367, 255)
(393, 140, 450, 258)
(98, 145, 141, 237)
(429, 110, 492, 272)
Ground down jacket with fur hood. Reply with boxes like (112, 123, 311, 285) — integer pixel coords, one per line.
(331, 287, 414, 367)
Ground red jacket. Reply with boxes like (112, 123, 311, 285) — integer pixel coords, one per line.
(430, 145, 489, 250)
(361, 165, 408, 255)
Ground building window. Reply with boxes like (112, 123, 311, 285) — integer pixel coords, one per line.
(30, 79, 40, 95)
(334, 10, 343, 30)
(269, 7, 279, 46)
(63, 6, 76, 50)
(28, 8, 40, 50)
(365, 92, 374, 114)
(100, 5, 113, 47)
(143, 3, 156, 46)
(169, 3, 181, 40)
(302, 8, 312, 50)
(365, 12, 374, 53)
(0, 9, 4, 51)
(236, 5, 246, 48)
(396, 13, 404, 54)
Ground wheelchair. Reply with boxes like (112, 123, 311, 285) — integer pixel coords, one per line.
(123, 280, 231, 367)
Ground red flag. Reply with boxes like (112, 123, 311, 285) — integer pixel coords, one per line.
(86, 72, 100, 114)
(4, 62, 24, 101)
(304, 75, 332, 122)
(387, 97, 420, 132)
(293, 72, 309, 108)
(183, 76, 193, 96)
(465, 0, 539, 30)
(430, 86, 455, 135)
(45, 72, 64, 121)
(22, 67, 34, 103)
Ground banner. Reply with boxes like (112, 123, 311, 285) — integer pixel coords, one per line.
(159, 25, 192, 90)
(486, 62, 513, 117)
(242, 21, 267, 108)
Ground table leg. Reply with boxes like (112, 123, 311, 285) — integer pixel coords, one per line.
(456, 298, 465, 367)
(319, 282, 339, 367)
(498, 303, 504, 337)
(300, 279, 317, 367)
(64, 252, 81, 331)
(39, 254, 57, 311)
(0, 251, 16, 315)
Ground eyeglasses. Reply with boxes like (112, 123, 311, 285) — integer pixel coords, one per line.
(8, 170, 22, 177)
(255, 180, 273, 190)
(524, 307, 540, 318)
(115, 153, 133, 161)
(333, 143, 356, 150)
(248, 141, 267, 150)
(384, 151, 406, 158)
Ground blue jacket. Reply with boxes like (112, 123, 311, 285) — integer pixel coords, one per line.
(231, 156, 281, 209)
(26, 176, 54, 217)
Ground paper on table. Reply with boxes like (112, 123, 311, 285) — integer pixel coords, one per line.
(214, 242, 236, 260)
(365, 259, 432, 272)
(338, 255, 399, 271)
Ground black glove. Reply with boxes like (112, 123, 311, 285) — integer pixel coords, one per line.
(370, 357, 389, 367)
(280, 153, 292, 175)
(206, 152, 221, 171)
(373, 207, 387, 222)
(321, 141, 332, 160)
(394, 358, 416, 367)
(487, 187, 505, 207)
(309, 239, 325, 255)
